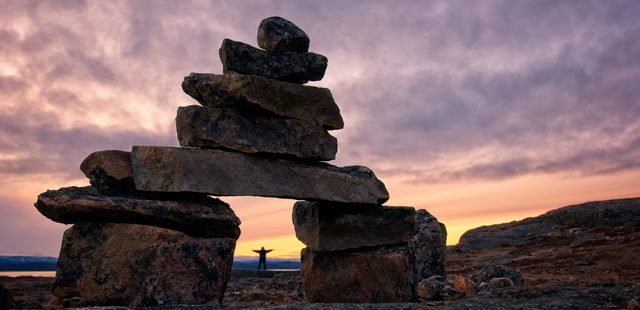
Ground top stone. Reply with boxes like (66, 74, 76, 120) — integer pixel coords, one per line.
(258, 16, 310, 53)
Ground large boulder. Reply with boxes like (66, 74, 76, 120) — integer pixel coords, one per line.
(257, 16, 309, 53)
(80, 150, 134, 195)
(182, 73, 343, 130)
(412, 209, 447, 279)
(293, 201, 415, 251)
(50, 223, 236, 307)
(300, 244, 415, 303)
(456, 198, 640, 252)
(34, 186, 240, 238)
(176, 105, 337, 161)
(131, 146, 389, 204)
(219, 38, 327, 83)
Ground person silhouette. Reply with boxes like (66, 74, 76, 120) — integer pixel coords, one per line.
(252, 246, 273, 270)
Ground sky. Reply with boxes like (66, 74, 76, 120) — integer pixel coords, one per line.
(1, 0, 639, 259)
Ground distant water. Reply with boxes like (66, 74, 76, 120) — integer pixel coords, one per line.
(0, 271, 56, 277)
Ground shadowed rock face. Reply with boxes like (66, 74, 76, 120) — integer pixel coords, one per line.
(181, 73, 343, 130)
(80, 150, 134, 195)
(300, 245, 416, 303)
(257, 16, 310, 53)
(176, 105, 337, 161)
(50, 223, 236, 307)
(412, 209, 447, 280)
(34, 186, 241, 238)
(131, 146, 389, 204)
(293, 201, 416, 251)
(219, 39, 327, 84)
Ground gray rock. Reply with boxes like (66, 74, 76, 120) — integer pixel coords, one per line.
(416, 275, 465, 301)
(301, 244, 415, 303)
(50, 223, 235, 307)
(257, 16, 309, 53)
(182, 73, 343, 130)
(412, 209, 447, 280)
(292, 201, 415, 251)
(456, 197, 640, 252)
(219, 39, 327, 84)
(176, 105, 337, 161)
(131, 146, 389, 204)
(34, 186, 240, 238)
(80, 150, 134, 195)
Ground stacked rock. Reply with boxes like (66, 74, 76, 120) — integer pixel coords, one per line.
(33, 16, 447, 306)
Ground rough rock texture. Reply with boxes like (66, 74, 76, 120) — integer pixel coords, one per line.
(257, 16, 309, 53)
(131, 146, 389, 204)
(50, 223, 236, 307)
(471, 264, 524, 287)
(416, 275, 465, 301)
(300, 245, 415, 303)
(219, 39, 327, 84)
(80, 150, 134, 195)
(182, 73, 343, 130)
(292, 201, 415, 251)
(176, 105, 337, 161)
(34, 186, 240, 238)
(456, 198, 640, 252)
(412, 209, 447, 280)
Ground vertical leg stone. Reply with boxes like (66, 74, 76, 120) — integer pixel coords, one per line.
(50, 223, 236, 307)
(300, 245, 415, 303)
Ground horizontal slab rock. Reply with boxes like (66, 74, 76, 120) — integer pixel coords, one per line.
(176, 105, 337, 161)
(301, 244, 415, 303)
(131, 146, 389, 204)
(258, 16, 309, 53)
(80, 150, 134, 195)
(34, 186, 241, 238)
(50, 223, 235, 307)
(220, 38, 327, 84)
(293, 201, 415, 251)
(182, 73, 343, 130)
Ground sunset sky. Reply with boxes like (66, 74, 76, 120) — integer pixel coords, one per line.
(1, 1, 639, 259)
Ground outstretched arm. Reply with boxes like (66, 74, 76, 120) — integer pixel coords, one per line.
(266, 249, 274, 253)
(252, 250, 260, 253)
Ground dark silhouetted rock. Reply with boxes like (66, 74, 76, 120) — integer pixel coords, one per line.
(0, 283, 13, 310)
(176, 105, 337, 161)
(182, 73, 343, 130)
(293, 201, 415, 251)
(34, 186, 240, 238)
(131, 146, 389, 204)
(300, 244, 415, 303)
(412, 209, 447, 279)
(50, 223, 235, 307)
(80, 150, 134, 195)
(257, 16, 309, 53)
(456, 198, 640, 252)
(219, 39, 327, 83)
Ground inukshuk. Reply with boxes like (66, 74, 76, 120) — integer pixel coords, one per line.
(34, 16, 447, 306)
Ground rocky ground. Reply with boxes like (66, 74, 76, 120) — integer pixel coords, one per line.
(3, 206, 640, 309)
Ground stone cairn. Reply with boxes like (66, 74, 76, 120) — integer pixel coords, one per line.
(34, 16, 446, 307)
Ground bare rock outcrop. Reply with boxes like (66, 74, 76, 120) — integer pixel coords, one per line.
(456, 198, 640, 253)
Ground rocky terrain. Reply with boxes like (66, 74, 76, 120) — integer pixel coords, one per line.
(3, 198, 639, 309)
